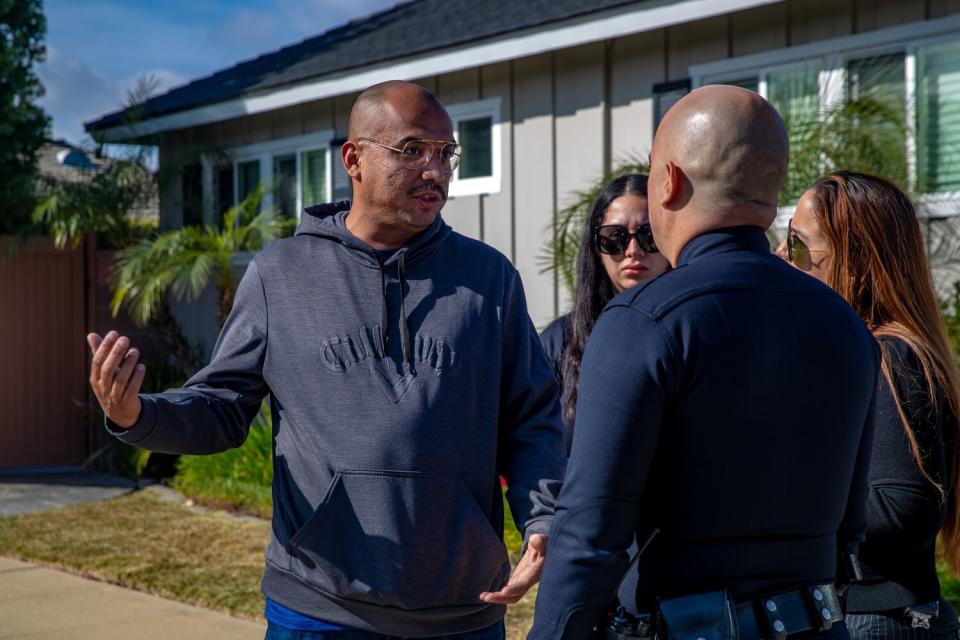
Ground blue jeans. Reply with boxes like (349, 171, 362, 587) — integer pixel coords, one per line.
(264, 620, 506, 640)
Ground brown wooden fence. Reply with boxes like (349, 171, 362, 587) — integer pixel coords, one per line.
(0, 236, 96, 469)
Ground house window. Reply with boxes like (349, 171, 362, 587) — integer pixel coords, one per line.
(765, 62, 824, 202)
(181, 162, 204, 227)
(237, 160, 261, 204)
(725, 77, 760, 93)
(224, 131, 334, 222)
(917, 40, 960, 194)
(215, 164, 234, 226)
(330, 139, 353, 202)
(457, 116, 493, 179)
(848, 53, 908, 185)
(273, 154, 297, 218)
(692, 25, 960, 213)
(653, 79, 691, 132)
(300, 148, 327, 208)
(446, 98, 501, 197)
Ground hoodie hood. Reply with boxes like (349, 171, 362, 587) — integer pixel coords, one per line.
(296, 200, 452, 270)
(296, 201, 453, 365)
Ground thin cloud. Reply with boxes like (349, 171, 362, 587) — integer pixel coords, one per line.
(37, 47, 188, 145)
(39, 0, 406, 145)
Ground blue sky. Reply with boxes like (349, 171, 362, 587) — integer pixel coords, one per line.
(37, 0, 401, 146)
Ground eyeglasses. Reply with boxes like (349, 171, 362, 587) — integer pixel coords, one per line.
(357, 138, 462, 174)
(594, 223, 659, 255)
(786, 217, 823, 269)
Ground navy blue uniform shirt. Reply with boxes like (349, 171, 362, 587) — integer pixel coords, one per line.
(529, 226, 880, 640)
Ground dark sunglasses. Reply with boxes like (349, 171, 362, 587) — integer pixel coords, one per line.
(594, 223, 659, 255)
(786, 218, 810, 268)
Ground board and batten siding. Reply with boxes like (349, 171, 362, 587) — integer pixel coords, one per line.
(157, 0, 960, 349)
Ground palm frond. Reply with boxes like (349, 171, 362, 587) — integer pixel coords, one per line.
(110, 187, 285, 328)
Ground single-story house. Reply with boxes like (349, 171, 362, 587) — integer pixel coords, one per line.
(86, 0, 960, 349)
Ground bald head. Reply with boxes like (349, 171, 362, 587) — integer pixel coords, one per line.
(647, 85, 788, 263)
(654, 85, 788, 213)
(347, 80, 448, 140)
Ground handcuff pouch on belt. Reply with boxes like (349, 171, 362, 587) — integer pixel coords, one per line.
(657, 590, 738, 640)
(904, 601, 939, 630)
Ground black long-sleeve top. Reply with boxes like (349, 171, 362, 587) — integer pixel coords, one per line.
(528, 227, 880, 640)
(540, 314, 572, 451)
(845, 337, 955, 612)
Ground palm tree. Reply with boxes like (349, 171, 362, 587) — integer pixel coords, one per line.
(110, 188, 292, 362)
(32, 158, 157, 249)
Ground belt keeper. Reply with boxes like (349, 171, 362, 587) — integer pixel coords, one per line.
(754, 597, 788, 640)
(802, 585, 840, 631)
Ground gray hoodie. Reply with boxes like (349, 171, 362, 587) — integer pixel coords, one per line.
(109, 203, 565, 636)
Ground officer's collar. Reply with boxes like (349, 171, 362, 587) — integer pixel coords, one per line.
(675, 226, 771, 267)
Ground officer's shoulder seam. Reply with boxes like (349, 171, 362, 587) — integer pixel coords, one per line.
(643, 284, 842, 320)
(602, 303, 681, 368)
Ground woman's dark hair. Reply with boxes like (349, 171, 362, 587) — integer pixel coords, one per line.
(561, 174, 649, 425)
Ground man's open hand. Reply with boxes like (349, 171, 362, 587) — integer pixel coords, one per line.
(479, 533, 547, 604)
(87, 331, 145, 429)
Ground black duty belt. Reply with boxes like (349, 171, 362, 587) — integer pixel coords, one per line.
(735, 584, 844, 640)
(602, 583, 844, 640)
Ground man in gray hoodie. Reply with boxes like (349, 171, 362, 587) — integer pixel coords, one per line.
(87, 80, 565, 640)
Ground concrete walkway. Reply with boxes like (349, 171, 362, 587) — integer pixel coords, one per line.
(0, 472, 136, 516)
(0, 557, 266, 639)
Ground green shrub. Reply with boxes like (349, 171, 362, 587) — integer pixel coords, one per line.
(171, 402, 273, 517)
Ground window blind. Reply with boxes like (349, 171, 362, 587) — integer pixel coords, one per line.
(917, 40, 960, 194)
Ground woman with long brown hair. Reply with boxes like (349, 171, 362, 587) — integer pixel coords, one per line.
(778, 171, 960, 638)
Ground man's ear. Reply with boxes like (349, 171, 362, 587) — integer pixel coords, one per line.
(342, 141, 361, 179)
(661, 161, 685, 208)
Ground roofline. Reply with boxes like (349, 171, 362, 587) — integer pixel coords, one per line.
(89, 0, 781, 142)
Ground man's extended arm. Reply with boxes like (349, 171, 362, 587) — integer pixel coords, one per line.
(93, 259, 271, 455)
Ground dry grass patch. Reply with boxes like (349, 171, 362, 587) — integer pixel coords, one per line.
(0, 487, 540, 636)
(0, 489, 268, 620)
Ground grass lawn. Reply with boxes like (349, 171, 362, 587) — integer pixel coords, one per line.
(0, 490, 268, 619)
(12, 486, 958, 638)
(0, 488, 537, 639)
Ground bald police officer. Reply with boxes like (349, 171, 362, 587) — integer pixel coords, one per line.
(529, 86, 878, 640)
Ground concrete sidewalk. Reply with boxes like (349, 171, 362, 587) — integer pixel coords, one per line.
(0, 472, 136, 516)
(0, 557, 265, 639)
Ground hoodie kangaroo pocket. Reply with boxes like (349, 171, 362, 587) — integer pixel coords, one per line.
(289, 470, 511, 609)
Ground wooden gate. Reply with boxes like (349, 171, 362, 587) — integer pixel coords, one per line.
(0, 237, 95, 469)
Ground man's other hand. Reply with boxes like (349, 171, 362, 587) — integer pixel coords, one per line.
(479, 533, 547, 604)
(87, 331, 145, 429)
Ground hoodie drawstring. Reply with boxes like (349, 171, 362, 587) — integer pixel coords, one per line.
(378, 250, 413, 365)
(378, 264, 390, 355)
(397, 250, 411, 364)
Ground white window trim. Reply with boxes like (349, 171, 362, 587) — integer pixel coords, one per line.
(228, 130, 334, 219)
(689, 13, 960, 219)
(443, 97, 502, 198)
(690, 13, 960, 85)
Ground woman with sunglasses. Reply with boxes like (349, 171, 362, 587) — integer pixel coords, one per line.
(539, 173, 670, 614)
(777, 171, 960, 639)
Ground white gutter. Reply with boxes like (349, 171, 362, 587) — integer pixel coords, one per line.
(93, 0, 781, 141)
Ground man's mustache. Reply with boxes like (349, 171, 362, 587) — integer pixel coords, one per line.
(409, 183, 447, 200)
